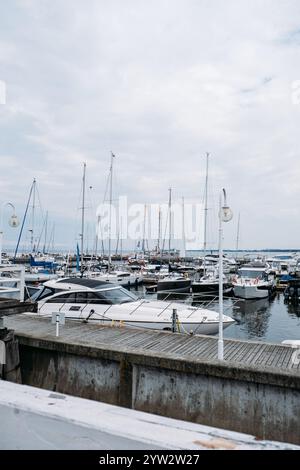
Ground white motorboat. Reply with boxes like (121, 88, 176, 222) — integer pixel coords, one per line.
(25, 271, 59, 283)
(30, 278, 235, 335)
(233, 264, 274, 299)
(83, 268, 142, 288)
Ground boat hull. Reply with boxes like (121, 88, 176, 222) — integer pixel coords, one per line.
(233, 284, 270, 299)
(32, 312, 234, 335)
(191, 282, 232, 294)
(157, 279, 191, 293)
(86, 318, 234, 335)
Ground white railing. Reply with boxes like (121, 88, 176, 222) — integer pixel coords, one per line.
(0, 265, 25, 302)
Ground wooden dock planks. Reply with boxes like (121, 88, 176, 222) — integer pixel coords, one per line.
(4, 314, 300, 375)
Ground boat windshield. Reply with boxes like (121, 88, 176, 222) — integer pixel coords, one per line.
(97, 287, 138, 304)
(238, 270, 266, 279)
(30, 286, 55, 301)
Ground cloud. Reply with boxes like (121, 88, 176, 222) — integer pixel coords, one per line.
(1, 0, 300, 250)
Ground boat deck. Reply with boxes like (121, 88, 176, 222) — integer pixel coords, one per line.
(4, 314, 300, 373)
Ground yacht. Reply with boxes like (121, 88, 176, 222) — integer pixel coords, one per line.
(29, 278, 235, 335)
(232, 263, 275, 299)
(191, 269, 232, 295)
(157, 274, 191, 294)
(83, 266, 142, 288)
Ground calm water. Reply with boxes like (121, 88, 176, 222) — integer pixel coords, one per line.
(223, 294, 300, 343)
(137, 287, 300, 344)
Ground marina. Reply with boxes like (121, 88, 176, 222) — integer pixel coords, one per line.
(1, 0, 300, 456)
(1, 251, 300, 344)
(1, 249, 300, 450)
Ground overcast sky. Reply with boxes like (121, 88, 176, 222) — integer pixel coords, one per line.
(1, 0, 300, 252)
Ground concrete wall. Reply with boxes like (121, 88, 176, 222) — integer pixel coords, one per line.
(132, 364, 300, 445)
(0, 328, 21, 383)
(2, 381, 297, 450)
(17, 338, 300, 446)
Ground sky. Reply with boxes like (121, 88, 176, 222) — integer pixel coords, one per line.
(1, 0, 300, 252)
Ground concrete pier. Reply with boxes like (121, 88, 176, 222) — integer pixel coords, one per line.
(0, 327, 21, 383)
(4, 314, 300, 445)
(0, 381, 298, 450)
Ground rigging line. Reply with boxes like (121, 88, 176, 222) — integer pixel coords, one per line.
(161, 193, 172, 254)
(88, 186, 98, 260)
(95, 163, 111, 257)
(14, 180, 34, 261)
(36, 214, 47, 253)
(34, 181, 47, 253)
(35, 182, 45, 221)
(71, 173, 84, 249)
(161, 205, 169, 253)
(102, 163, 111, 203)
(46, 223, 55, 253)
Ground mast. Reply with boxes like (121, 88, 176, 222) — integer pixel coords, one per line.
(236, 212, 241, 251)
(203, 153, 209, 275)
(181, 196, 186, 259)
(95, 219, 99, 258)
(108, 152, 115, 269)
(120, 219, 123, 260)
(30, 178, 36, 253)
(43, 211, 48, 254)
(86, 223, 89, 255)
(14, 179, 35, 261)
(51, 223, 55, 252)
(80, 162, 86, 274)
(115, 225, 119, 256)
(168, 188, 172, 265)
(157, 205, 161, 254)
(142, 204, 147, 256)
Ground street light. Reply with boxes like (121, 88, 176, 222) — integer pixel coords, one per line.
(0, 203, 20, 265)
(218, 189, 233, 360)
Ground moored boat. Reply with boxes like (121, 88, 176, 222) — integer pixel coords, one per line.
(29, 277, 235, 335)
(232, 263, 275, 299)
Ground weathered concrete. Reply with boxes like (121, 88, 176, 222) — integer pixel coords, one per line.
(2, 381, 298, 450)
(131, 364, 300, 445)
(0, 300, 36, 315)
(0, 327, 21, 383)
(20, 345, 121, 404)
(4, 314, 300, 445)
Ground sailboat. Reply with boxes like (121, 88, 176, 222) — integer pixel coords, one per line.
(157, 189, 191, 294)
(83, 154, 142, 288)
(191, 154, 231, 295)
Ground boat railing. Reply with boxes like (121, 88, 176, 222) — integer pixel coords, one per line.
(0, 265, 25, 302)
(39, 288, 240, 321)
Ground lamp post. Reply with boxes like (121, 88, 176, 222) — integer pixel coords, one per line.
(0, 203, 19, 265)
(218, 189, 233, 360)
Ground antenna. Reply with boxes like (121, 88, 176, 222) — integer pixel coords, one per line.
(108, 152, 115, 269)
(203, 153, 209, 275)
(236, 212, 241, 251)
(80, 162, 86, 274)
(168, 188, 172, 265)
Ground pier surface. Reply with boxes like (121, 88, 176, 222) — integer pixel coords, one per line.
(4, 314, 300, 372)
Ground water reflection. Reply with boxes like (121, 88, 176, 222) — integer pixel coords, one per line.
(285, 301, 300, 318)
(234, 297, 270, 315)
(137, 285, 300, 343)
(229, 297, 272, 339)
(157, 292, 190, 302)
